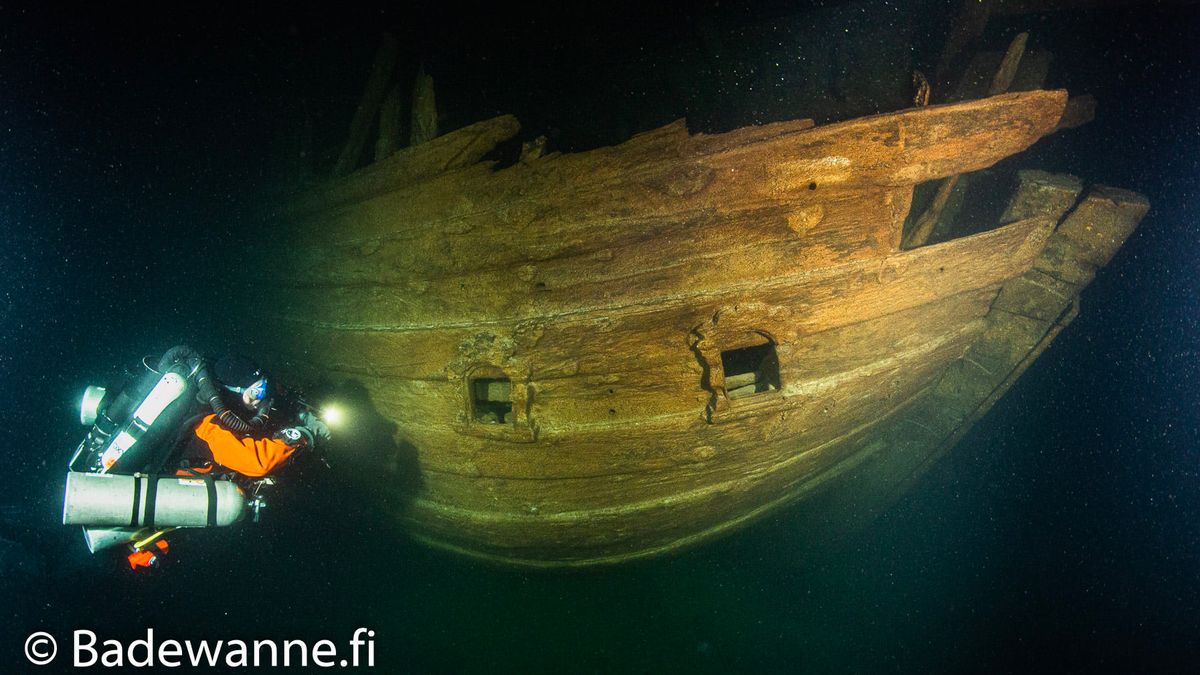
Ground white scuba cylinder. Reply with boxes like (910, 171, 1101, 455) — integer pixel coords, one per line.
(97, 371, 187, 472)
(81, 527, 144, 553)
(62, 472, 247, 528)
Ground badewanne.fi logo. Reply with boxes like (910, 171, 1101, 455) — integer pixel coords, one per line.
(24, 628, 376, 668)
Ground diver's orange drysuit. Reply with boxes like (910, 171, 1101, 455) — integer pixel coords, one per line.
(188, 414, 299, 477)
(130, 414, 300, 570)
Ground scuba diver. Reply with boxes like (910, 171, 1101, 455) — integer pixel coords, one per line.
(63, 345, 332, 570)
(182, 354, 331, 479)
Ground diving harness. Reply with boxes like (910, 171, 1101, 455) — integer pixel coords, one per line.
(63, 346, 278, 563)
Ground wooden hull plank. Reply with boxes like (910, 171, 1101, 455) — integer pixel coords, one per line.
(268, 210, 1050, 334)
(276, 92, 1064, 267)
(838, 176, 1148, 522)
(253, 95, 1124, 565)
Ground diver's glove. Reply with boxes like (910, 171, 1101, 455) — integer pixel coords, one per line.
(276, 411, 331, 449)
(276, 426, 314, 449)
(298, 410, 332, 442)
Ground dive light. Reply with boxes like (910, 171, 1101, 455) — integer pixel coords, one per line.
(319, 404, 345, 428)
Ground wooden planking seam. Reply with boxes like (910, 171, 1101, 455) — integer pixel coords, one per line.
(406, 384, 933, 522)
(263, 215, 1050, 333)
(283, 92, 1066, 245)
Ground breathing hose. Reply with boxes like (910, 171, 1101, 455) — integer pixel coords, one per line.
(158, 345, 268, 435)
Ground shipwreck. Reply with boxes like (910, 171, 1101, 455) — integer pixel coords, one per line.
(252, 31, 1147, 566)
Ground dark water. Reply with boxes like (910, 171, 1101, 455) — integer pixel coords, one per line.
(3, 2, 1199, 672)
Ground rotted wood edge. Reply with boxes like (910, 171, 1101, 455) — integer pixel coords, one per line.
(831, 171, 1149, 525)
(405, 171, 1148, 567)
(283, 114, 521, 219)
(404, 383, 934, 568)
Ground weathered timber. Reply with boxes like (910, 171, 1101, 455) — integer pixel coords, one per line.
(913, 70, 931, 107)
(275, 91, 1064, 294)
(904, 32, 1029, 249)
(892, 178, 1147, 491)
(333, 33, 399, 177)
(374, 84, 404, 161)
(1055, 94, 1097, 131)
(952, 48, 1053, 102)
(934, 0, 995, 89)
(410, 64, 437, 146)
(931, 0, 1176, 94)
(912, 46, 1056, 247)
(782, 171, 1147, 546)
(282, 115, 520, 219)
(257, 90, 1144, 566)
(917, 46, 1068, 246)
(989, 31, 1030, 94)
(519, 135, 547, 163)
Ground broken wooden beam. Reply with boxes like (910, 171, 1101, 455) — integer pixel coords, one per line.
(880, 171, 1146, 505)
(1035, 184, 1150, 281)
(1055, 94, 1097, 131)
(333, 33, 399, 177)
(375, 84, 404, 162)
(410, 64, 438, 146)
(520, 135, 548, 163)
(988, 31, 1030, 93)
(934, 0, 996, 90)
(282, 114, 521, 218)
(904, 32, 1029, 249)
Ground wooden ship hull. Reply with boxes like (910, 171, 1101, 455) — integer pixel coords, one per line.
(258, 89, 1147, 566)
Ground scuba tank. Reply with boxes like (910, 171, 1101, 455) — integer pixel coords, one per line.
(68, 345, 272, 474)
(64, 346, 269, 553)
(63, 472, 247, 529)
(69, 350, 200, 474)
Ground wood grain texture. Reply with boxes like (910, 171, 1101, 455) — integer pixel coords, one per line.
(258, 92, 1082, 565)
(776, 174, 1148, 564)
